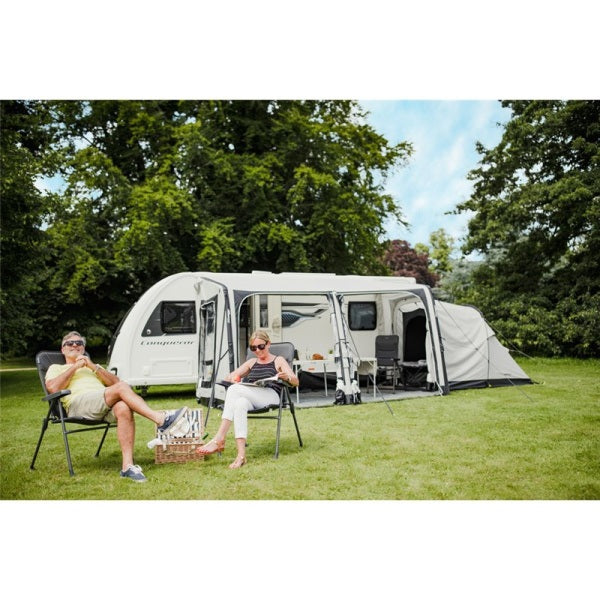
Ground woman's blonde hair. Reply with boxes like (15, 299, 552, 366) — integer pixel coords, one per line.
(249, 330, 270, 344)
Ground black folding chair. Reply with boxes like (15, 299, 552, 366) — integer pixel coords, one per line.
(30, 351, 116, 476)
(375, 335, 402, 390)
(206, 342, 303, 458)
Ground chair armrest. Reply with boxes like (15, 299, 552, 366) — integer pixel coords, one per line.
(42, 390, 71, 403)
(280, 380, 295, 389)
(217, 379, 294, 392)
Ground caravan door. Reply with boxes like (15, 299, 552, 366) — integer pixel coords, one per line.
(251, 294, 282, 342)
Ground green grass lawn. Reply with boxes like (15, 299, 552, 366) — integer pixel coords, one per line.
(1, 357, 598, 500)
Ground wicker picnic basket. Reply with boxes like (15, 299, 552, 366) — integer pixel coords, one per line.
(154, 408, 205, 464)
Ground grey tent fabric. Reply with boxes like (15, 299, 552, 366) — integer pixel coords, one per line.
(436, 301, 530, 389)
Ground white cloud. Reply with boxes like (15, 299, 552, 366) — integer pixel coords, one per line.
(443, 134, 469, 177)
(364, 100, 510, 253)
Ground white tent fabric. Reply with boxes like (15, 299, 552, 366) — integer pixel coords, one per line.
(436, 301, 530, 389)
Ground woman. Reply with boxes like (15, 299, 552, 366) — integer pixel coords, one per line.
(197, 330, 299, 468)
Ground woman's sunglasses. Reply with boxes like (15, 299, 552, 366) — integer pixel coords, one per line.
(63, 340, 85, 347)
(249, 343, 267, 351)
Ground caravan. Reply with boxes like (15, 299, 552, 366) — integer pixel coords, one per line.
(107, 272, 200, 390)
(107, 271, 531, 402)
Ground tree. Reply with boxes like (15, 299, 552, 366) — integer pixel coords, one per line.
(0, 101, 56, 355)
(428, 228, 455, 275)
(381, 240, 440, 287)
(3, 100, 413, 354)
(433, 257, 480, 303)
(455, 100, 600, 357)
(413, 228, 457, 299)
(175, 100, 411, 274)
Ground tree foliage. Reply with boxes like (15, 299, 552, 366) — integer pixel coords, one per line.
(455, 100, 600, 357)
(412, 228, 456, 300)
(1, 100, 412, 355)
(381, 239, 440, 287)
(428, 228, 455, 275)
(0, 101, 57, 355)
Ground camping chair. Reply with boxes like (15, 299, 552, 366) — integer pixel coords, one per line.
(206, 342, 303, 458)
(30, 351, 116, 476)
(375, 335, 402, 390)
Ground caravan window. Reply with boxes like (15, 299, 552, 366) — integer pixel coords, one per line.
(348, 302, 376, 330)
(142, 301, 196, 336)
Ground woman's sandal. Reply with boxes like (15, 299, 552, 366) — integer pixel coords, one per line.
(196, 438, 225, 455)
(228, 455, 247, 469)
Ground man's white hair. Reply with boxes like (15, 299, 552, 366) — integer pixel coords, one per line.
(61, 331, 86, 346)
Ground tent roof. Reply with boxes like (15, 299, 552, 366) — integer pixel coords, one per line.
(195, 271, 425, 295)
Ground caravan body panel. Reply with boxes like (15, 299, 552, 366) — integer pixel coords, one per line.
(108, 272, 200, 386)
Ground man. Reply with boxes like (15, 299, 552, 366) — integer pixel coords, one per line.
(45, 331, 189, 482)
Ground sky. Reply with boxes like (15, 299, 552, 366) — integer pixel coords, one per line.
(361, 99, 511, 253)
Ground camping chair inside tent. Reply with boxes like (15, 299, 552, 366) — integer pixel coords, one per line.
(206, 341, 303, 458)
(375, 335, 402, 390)
(30, 351, 116, 476)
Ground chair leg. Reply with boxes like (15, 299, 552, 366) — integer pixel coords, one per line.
(55, 404, 76, 476)
(204, 390, 219, 435)
(274, 400, 284, 459)
(59, 421, 76, 476)
(204, 401, 211, 429)
(30, 414, 50, 470)
(94, 423, 111, 457)
(288, 401, 303, 448)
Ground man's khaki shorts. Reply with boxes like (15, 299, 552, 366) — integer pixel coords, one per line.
(67, 390, 117, 423)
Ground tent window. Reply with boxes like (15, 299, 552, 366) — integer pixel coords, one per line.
(199, 299, 216, 383)
(200, 301, 215, 336)
(259, 295, 268, 328)
(142, 301, 196, 336)
(348, 302, 376, 330)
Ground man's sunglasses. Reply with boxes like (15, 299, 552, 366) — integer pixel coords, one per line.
(63, 340, 85, 347)
(249, 343, 267, 351)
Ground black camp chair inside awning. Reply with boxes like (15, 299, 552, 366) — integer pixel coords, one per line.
(30, 351, 116, 476)
(375, 335, 402, 390)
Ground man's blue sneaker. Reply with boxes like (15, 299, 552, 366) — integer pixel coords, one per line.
(158, 406, 189, 435)
(120, 464, 147, 482)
